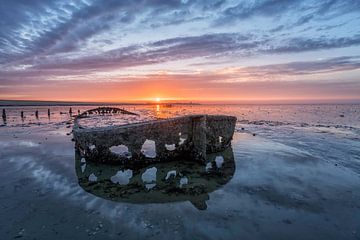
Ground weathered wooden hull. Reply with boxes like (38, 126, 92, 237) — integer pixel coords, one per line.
(73, 114, 237, 165)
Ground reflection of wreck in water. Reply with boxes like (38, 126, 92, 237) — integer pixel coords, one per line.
(75, 147, 235, 210)
(73, 107, 237, 165)
(73, 107, 237, 209)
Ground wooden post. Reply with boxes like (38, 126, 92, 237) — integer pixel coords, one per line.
(69, 108, 72, 115)
(21, 111, 24, 119)
(2, 109, 6, 119)
(191, 115, 207, 163)
(48, 109, 50, 117)
(35, 110, 39, 119)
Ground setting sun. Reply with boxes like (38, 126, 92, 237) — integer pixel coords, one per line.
(155, 97, 161, 102)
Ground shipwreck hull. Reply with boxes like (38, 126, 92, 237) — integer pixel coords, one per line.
(73, 114, 237, 165)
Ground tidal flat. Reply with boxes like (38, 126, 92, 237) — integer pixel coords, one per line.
(0, 104, 359, 240)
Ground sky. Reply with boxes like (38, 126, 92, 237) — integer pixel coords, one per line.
(0, 0, 360, 103)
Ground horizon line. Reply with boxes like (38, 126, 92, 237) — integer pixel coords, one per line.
(1, 98, 360, 106)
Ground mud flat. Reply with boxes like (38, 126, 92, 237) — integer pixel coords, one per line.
(0, 104, 359, 240)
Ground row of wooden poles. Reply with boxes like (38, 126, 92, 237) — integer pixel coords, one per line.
(2, 108, 78, 121)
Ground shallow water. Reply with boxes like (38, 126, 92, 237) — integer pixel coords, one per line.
(0, 104, 359, 239)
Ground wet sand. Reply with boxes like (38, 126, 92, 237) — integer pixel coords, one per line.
(0, 104, 359, 239)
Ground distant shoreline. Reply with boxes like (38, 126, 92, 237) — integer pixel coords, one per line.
(0, 100, 200, 107)
(0, 99, 359, 106)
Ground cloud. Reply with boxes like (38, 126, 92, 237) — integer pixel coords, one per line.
(1, 0, 360, 68)
(208, 56, 360, 83)
(255, 56, 360, 75)
(216, 0, 360, 25)
(221, 0, 301, 20)
(0, 0, 195, 64)
(1, 70, 359, 102)
(0, 0, 360, 102)
(270, 35, 360, 53)
(2, 33, 257, 71)
(3, 33, 359, 74)
(1, 55, 359, 86)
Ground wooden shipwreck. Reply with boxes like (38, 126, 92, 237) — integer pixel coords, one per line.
(73, 107, 237, 165)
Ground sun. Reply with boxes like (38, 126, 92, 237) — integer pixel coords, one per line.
(155, 97, 161, 102)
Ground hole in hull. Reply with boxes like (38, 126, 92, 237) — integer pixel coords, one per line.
(165, 144, 176, 151)
(141, 140, 156, 158)
(110, 145, 132, 158)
